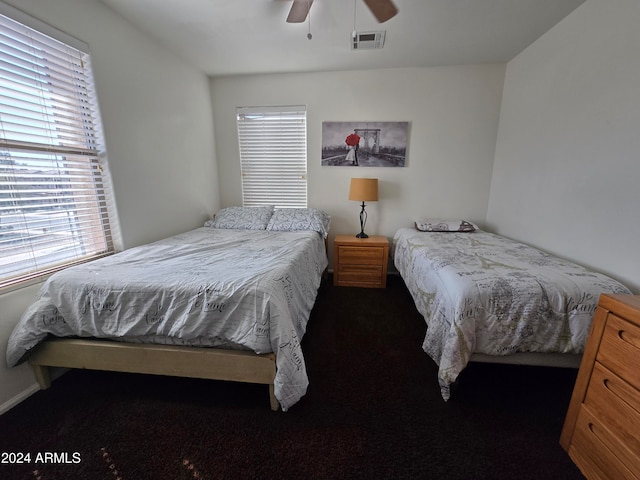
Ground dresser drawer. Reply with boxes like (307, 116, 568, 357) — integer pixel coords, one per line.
(338, 246, 385, 265)
(570, 405, 637, 480)
(597, 313, 640, 391)
(583, 363, 640, 476)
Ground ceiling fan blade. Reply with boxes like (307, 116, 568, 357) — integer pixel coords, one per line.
(362, 0, 398, 23)
(286, 0, 313, 23)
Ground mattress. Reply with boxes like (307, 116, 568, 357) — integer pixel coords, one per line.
(392, 227, 631, 400)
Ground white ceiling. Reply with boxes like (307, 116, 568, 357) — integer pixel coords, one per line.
(98, 0, 586, 77)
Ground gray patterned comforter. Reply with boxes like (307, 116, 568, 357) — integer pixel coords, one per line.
(392, 227, 631, 400)
(7, 227, 328, 411)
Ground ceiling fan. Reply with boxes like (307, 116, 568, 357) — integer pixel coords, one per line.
(286, 0, 398, 24)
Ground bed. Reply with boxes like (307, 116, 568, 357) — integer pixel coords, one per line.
(6, 206, 330, 411)
(392, 222, 632, 401)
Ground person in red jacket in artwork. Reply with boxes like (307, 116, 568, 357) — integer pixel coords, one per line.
(345, 132, 361, 166)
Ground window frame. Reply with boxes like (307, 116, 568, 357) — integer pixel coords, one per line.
(0, 3, 119, 292)
(236, 105, 308, 209)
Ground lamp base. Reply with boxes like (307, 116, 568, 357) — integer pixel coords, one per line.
(355, 201, 369, 239)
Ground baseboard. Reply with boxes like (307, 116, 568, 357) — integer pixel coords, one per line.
(0, 383, 40, 415)
(0, 367, 68, 415)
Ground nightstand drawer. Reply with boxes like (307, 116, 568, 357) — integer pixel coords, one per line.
(337, 246, 385, 265)
(337, 264, 384, 287)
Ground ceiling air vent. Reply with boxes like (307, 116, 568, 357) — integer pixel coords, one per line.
(351, 30, 386, 50)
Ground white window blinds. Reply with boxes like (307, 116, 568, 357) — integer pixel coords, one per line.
(0, 10, 117, 289)
(236, 105, 307, 208)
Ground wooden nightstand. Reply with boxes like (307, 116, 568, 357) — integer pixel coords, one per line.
(333, 235, 389, 288)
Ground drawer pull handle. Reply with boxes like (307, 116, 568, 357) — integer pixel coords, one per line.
(601, 377, 623, 399)
(586, 421, 605, 444)
(618, 329, 640, 349)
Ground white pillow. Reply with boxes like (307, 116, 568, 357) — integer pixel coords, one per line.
(266, 208, 331, 238)
(208, 206, 274, 230)
(415, 219, 478, 232)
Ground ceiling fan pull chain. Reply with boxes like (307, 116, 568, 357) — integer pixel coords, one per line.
(307, 0, 312, 39)
(307, 0, 313, 40)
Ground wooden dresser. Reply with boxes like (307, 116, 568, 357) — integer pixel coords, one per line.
(560, 294, 640, 480)
(333, 235, 389, 288)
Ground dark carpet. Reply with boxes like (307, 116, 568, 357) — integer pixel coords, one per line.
(0, 274, 585, 480)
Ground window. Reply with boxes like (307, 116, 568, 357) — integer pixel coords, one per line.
(236, 105, 307, 208)
(0, 7, 118, 290)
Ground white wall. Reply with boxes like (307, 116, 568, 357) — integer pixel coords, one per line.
(0, 0, 219, 412)
(211, 65, 505, 266)
(487, 0, 640, 292)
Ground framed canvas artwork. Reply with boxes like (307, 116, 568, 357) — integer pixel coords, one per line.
(321, 121, 408, 167)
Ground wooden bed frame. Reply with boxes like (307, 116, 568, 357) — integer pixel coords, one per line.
(25, 237, 330, 412)
(28, 338, 279, 411)
(470, 352, 582, 368)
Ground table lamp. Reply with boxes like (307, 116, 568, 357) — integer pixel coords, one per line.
(348, 178, 378, 238)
